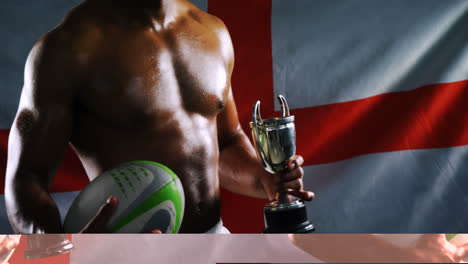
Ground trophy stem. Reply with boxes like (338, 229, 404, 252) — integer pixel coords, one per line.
(277, 192, 294, 204)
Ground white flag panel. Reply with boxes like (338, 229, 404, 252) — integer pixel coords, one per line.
(271, 0, 468, 109)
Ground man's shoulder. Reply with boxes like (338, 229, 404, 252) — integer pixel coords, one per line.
(182, 4, 234, 62)
(26, 4, 96, 91)
(183, 3, 230, 37)
(27, 29, 76, 75)
(30, 3, 103, 71)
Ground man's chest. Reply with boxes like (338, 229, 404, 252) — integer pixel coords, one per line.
(78, 27, 230, 127)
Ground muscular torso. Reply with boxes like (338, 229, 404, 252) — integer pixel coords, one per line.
(65, 1, 232, 232)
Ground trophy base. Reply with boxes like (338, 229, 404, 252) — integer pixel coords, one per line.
(262, 199, 315, 233)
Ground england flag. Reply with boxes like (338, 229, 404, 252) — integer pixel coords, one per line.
(1, 0, 467, 241)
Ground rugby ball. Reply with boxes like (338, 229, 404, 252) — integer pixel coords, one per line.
(64, 161, 185, 233)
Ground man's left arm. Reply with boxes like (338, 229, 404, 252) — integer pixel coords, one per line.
(216, 87, 314, 201)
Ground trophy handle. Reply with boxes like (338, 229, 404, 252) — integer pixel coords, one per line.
(251, 100, 263, 144)
(252, 100, 263, 126)
(277, 95, 295, 204)
(251, 101, 270, 171)
(278, 95, 290, 117)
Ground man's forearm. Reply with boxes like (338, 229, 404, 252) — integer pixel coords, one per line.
(218, 129, 269, 199)
(5, 176, 63, 233)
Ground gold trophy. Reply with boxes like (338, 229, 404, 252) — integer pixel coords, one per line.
(250, 95, 314, 233)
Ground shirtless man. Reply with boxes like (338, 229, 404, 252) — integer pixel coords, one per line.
(4, 0, 313, 233)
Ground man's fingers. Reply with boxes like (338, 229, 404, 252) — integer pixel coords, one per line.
(279, 166, 304, 182)
(264, 154, 310, 202)
(287, 155, 304, 170)
(280, 178, 303, 191)
(286, 189, 315, 201)
(266, 187, 278, 201)
(82, 195, 118, 233)
(93, 195, 118, 225)
(295, 155, 304, 167)
(151, 229, 162, 234)
(95, 195, 118, 222)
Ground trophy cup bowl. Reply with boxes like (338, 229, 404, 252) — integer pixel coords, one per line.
(250, 95, 314, 233)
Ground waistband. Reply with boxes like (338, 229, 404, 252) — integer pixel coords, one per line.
(204, 219, 230, 234)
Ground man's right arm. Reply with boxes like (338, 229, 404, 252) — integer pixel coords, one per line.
(5, 31, 79, 233)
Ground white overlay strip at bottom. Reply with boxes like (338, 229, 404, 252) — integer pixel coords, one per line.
(69, 234, 320, 264)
